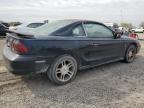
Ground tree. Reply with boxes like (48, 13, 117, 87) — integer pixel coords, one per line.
(139, 22, 144, 28)
(120, 23, 133, 29)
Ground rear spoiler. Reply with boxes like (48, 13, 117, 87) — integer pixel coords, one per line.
(6, 29, 35, 39)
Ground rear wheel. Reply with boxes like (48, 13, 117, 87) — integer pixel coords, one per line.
(124, 45, 137, 63)
(47, 55, 77, 85)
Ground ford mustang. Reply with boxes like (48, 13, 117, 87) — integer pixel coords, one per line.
(3, 20, 141, 85)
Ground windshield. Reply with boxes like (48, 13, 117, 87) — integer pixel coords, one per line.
(33, 20, 74, 36)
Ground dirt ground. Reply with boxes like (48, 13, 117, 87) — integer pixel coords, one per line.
(0, 39, 144, 108)
(0, 39, 5, 60)
(137, 33, 144, 40)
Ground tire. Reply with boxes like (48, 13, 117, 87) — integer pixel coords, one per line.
(124, 45, 137, 63)
(47, 55, 77, 85)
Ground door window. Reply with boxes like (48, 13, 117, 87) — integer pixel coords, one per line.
(84, 23, 113, 38)
(72, 25, 85, 36)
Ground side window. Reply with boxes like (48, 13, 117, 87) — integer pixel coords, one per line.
(72, 25, 85, 36)
(27, 23, 36, 28)
(84, 23, 113, 38)
(27, 23, 43, 28)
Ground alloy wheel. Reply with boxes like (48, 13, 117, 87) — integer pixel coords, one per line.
(127, 47, 136, 62)
(55, 59, 75, 82)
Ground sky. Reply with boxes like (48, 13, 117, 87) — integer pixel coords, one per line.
(0, 0, 144, 26)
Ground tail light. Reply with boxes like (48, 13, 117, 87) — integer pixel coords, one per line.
(11, 40, 28, 54)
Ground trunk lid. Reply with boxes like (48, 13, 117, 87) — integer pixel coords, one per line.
(7, 30, 35, 39)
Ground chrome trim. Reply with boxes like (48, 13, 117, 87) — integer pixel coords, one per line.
(35, 60, 46, 63)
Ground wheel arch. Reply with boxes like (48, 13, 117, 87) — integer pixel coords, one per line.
(128, 42, 138, 53)
(54, 50, 81, 69)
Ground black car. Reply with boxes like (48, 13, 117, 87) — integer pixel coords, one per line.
(0, 22, 9, 28)
(0, 23, 8, 37)
(3, 20, 141, 85)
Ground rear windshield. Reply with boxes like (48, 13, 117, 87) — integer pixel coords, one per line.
(33, 20, 74, 36)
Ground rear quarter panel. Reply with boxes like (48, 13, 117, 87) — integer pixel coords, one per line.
(22, 36, 81, 65)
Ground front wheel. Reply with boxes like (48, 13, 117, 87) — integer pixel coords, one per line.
(47, 55, 78, 85)
(124, 45, 137, 63)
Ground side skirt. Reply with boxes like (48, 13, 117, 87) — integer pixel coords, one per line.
(79, 58, 124, 70)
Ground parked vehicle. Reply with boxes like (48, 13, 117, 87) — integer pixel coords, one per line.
(0, 23, 8, 37)
(132, 27, 144, 33)
(0, 21, 9, 28)
(129, 31, 139, 39)
(103, 22, 119, 31)
(9, 22, 45, 33)
(3, 20, 141, 85)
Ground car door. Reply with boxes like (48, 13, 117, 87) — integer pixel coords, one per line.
(77, 22, 125, 67)
(0, 24, 6, 35)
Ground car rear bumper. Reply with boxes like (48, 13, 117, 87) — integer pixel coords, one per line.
(3, 46, 52, 75)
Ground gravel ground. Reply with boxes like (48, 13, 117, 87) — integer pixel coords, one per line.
(137, 33, 144, 40)
(0, 39, 144, 108)
(0, 39, 5, 60)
